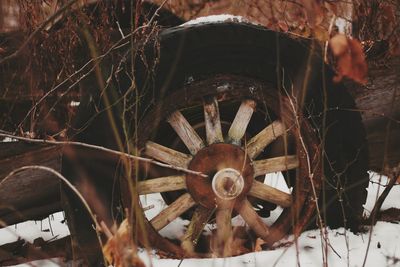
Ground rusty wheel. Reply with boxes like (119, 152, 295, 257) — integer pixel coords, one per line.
(123, 75, 322, 257)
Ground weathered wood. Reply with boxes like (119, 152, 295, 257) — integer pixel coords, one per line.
(0, 236, 73, 266)
(227, 100, 256, 145)
(248, 180, 292, 207)
(252, 155, 299, 176)
(203, 97, 224, 145)
(137, 175, 186, 195)
(0, 143, 62, 226)
(348, 57, 400, 173)
(181, 205, 213, 254)
(215, 200, 233, 257)
(144, 141, 192, 168)
(246, 121, 285, 159)
(150, 193, 196, 231)
(167, 111, 205, 155)
(0, 202, 61, 227)
(236, 199, 269, 240)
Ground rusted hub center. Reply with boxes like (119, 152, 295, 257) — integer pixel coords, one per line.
(212, 168, 244, 199)
(186, 143, 254, 208)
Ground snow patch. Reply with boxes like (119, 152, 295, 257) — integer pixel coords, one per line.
(182, 14, 249, 26)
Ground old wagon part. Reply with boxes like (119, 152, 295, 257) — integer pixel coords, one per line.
(124, 75, 322, 258)
(0, 236, 74, 266)
(58, 22, 368, 262)
(0, 143, 62, 226)
(0, 132, 206, 178)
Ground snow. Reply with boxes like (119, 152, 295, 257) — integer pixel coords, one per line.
(139, 221, 400, 267)
(182, 15, 250, 26)
(1, 172, 400, 266)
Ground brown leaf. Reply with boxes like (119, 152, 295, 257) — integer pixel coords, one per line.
(329, 34, 368, 84)
(303, 0, 324, 27)
(255, 238, 266, 252)
(102, 219, 145, 267)
(330, 34, 348, 55)
(278, 21, 289, 32)
(0, 47, 6, 54)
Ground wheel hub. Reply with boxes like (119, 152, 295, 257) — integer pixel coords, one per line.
(212, 168, 244, 200)
(186, 143, 254, 208)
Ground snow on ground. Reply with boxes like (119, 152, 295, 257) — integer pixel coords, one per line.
(1, 172, 400, 266)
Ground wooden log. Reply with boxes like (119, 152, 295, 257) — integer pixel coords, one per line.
(0, 143, 62, 226)
(0, 236, 73, 266)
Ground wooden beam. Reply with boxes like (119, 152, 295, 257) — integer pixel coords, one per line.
(167, 111, 205, 155)
(145, 141, 192, 168)
(253, 155, 299, 177)
(248, 180, 292, 208)
(137, 175, 186, 195)
(150, 193, 196, 231)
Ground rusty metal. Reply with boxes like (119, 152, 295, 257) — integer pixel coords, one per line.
(186, 143, 253, 208)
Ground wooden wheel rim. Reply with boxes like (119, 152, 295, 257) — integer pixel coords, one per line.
(123, 74, 322, 258)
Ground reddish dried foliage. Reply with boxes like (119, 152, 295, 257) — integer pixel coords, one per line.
(329, 34, 368, 84)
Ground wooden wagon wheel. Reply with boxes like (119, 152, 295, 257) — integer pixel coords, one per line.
(122, 75, 322, 257)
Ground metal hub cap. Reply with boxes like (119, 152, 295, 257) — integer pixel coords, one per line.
(212, 168, 244, 199)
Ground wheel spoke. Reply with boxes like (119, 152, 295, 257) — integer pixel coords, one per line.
(181, 206, 214, 254)
(137, 175, 186, 195)
(204, 97, 223, 144)
(236, 199, 269, 240)
(145, 141, 192, 168)
(150, 193, 196, 231)
(246, 121, 285, 159)
(215, 200, 233, 256)
(248, 180, 292, 208)
(227, 100, 256, 145)
(167, 111, 205, 155)
(253, 155, 299, 176)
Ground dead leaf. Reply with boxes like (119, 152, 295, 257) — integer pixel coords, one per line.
(303, 0, 324, 27)
(330, 34, 348, 55)
(102, 219, 145, 267)
(313, 25, 329, 42)
(255, 238, 266, 252)
(329, 34, 368, 84)
(0, 47, 6, 54)
(278, 21, 289, 32)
